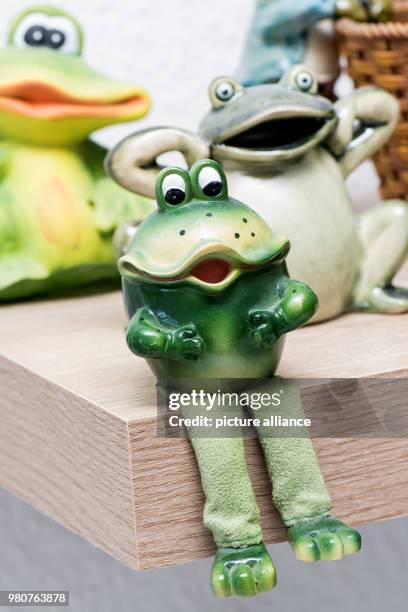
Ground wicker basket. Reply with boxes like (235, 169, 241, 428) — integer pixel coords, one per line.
(336, 1, 408, 200)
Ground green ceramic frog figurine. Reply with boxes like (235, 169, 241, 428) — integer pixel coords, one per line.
(0, 5, 151, 300)
(236, 0, 392, 89)
(119, 160, 361, 598)
(108, 65, 408, 323)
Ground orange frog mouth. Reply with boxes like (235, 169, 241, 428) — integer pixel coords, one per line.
(189, 258, 232, 284)
(0, 81, 148, 119)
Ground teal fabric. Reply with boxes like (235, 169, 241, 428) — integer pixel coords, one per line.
(236, 0, 337, 86)
(182, 379, 332, 548)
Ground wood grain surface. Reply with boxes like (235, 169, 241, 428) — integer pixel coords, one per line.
(0, 264, 407, 569)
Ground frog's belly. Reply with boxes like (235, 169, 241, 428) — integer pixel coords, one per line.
(227, 152, 362, 322)
(0, 144, 115, 298)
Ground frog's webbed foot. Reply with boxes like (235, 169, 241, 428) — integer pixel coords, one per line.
(288, 517, 361, 563)
(355, 285, 408, 314)
(211, 543, 276, 598)
(353, 200, 408, 314)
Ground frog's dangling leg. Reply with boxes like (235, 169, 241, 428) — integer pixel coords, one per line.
(251, 378, 361, 562)
(352, 199, 408, 313)
(181, 403, 276, 598)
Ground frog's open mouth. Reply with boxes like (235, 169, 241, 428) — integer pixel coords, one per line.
(222, 116, 331, 151)
(0, 81, 148, 120)
(208, 105, 338, 164)
(120, 239, 290, 292)
(189, 258, 232, 284)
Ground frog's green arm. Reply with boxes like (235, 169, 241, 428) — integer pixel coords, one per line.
(126, 307, 205, 362)
(327, 87, 399, 178)
(81, 140, 152, 235)
(92, 174, 152, 235)
(248, 277, 318, 348)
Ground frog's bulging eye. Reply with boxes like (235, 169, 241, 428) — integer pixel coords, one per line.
(12, 12, 81, 55)
(215, 81, 236, 103)
(48, 29, 66, 49)
(209, 77, 242, 109)
(162, 173, 186, 206)
(295, 70, 315, 93)
(199, 167, 223, 197)
(24, 25, 47, 46)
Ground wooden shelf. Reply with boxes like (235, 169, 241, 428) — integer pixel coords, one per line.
(1, 266, 407, 570)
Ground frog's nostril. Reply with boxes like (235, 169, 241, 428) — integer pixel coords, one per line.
(179, 230, 186, 236)
(235, 233, 240, 239)
(251, 232, 256, 237)
(242, 218, 248, 223)
(206, 213, 212, 217)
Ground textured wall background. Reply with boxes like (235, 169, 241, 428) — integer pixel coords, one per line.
(0, 1, 402, 611)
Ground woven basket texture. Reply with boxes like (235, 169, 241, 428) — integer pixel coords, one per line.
(336, 1, 408, 199)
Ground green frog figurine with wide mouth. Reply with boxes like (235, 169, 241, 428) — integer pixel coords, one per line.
(0, 5, 151, 300)
(108, 64, 408, 323)
(120, 160, 362, 598)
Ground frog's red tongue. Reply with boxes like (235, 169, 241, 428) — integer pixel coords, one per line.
(190, 259, 231, 284)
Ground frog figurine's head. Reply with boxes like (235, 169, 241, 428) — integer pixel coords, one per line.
(200, 65, 337, 168)
(0, 5, 150, 145)
(119, 159, 290, 293)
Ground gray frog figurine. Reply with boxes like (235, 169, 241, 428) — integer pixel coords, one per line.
(107, 65, 408, 323)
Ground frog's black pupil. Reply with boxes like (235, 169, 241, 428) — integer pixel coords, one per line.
(165, 188, 185, 205)
(24, 25, 66, 50)
(48, 29, 66, 49)
(203, 181, 222, 197)
(24, 25, 47, 46)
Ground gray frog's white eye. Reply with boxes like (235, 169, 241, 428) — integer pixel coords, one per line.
(12, 12, 80, 55)
(295, 70, 315, 93)
(215, 81, 236, 103)
(162, 173, 186, 205)
(199, 167, 223, 197)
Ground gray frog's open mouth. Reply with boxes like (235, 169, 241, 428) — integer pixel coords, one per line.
(207, 105, 338, 165)
(222, 116, 331, 151)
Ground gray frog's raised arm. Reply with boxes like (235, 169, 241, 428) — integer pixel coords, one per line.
(327, 87, 399, 178)
(106, 127, 209, 199)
